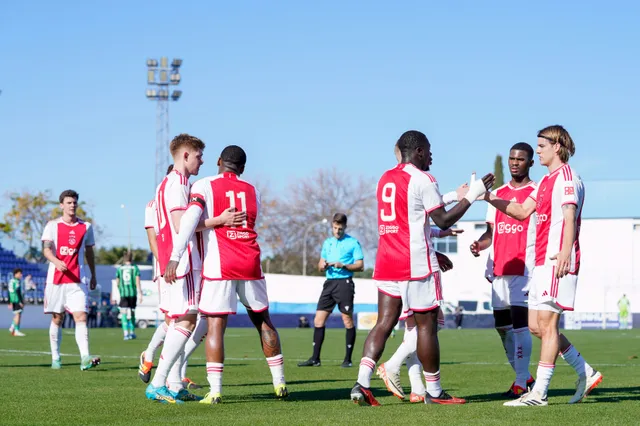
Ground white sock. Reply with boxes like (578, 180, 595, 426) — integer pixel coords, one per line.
(560, 344, 594, 377)
(385, 325, 417, 372)
(206, 362, 224, 395)
(75, 321, 89, 358)
(180, 317, 208, 378)
(496, 325, 515, 371)
(150, 325, 191, 388)
(145, 322, 168, 363)
(266, 354, 285, 387)
(406, 352, 426, 395)
(532, 362, 555, 398)
(50, 322, 61, 361)
(167, 351, 185, 392)
(357, 357, 375, 388)
(513, 327, 532, 388)
(423, 370, 442, 397)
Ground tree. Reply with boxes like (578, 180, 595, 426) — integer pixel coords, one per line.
(1, 190, 98, 261)
(259, 168, 378, 275)
(493, 154, 504, 189)
(94, 246, 150, 265)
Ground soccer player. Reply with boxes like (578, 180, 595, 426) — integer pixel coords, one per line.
(165, 145, 289, 404)
(469, 142, 537, 397)
(298, 213, 364, 368)
(116, 252, 142, 340)
(41, 189, 100, 370)
(144, 134, 206, 404)
(350, 130, 493, 406)
(8, 268, 26, 337)
(483, 125, 602, 406)
(618, 294, 631, 329)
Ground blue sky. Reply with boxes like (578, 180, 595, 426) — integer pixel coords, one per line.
(1, 1, 639, 252)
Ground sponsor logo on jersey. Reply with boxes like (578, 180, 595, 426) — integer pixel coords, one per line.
(564, 186, 575, 196)
(497, 222, 524, 234)
(536, 214, 548, 225)
(378, 225, 399, 235)
(227, 230, 251, 240)
(60, 246, 77, 256)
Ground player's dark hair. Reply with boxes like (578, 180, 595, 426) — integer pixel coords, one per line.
(59, 189, 79, 203)
(166, 164, 174, 175)
(332, 213, 347, 226)
(13, 268, 22, 276)
(124, 252, 132, 262)
(397, 130, 429, 158)
(510, 142, 534, 161)
(220, 145, 247, 168)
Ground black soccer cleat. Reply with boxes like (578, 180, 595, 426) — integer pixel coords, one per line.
(297, 358, 321, 367)
(341, 360, 353, 368)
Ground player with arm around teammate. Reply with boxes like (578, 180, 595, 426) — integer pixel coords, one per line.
(165, 145, 289, 404)
(484, 126, 602, 407)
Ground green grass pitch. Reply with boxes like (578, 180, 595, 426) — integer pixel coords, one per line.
(1, 327, 638, 425)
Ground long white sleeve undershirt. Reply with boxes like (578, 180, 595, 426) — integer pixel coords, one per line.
(170, 205, 202, 262)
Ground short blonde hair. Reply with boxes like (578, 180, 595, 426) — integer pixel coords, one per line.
(169, 133, 205, 157)
(537, 125, 575, 163)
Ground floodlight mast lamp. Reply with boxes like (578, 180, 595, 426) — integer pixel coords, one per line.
(146, 57, 183, 187)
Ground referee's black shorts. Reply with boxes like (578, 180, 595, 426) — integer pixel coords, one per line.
(119, 296, 137, 309)
(316, 278, 355, 315)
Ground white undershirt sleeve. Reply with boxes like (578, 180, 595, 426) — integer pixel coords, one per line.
(170, 205, 202, 262)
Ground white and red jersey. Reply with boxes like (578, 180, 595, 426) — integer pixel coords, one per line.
(485, 181, 537, 277)
(41, 218, 95, 285)
(144, 199, 160, 281)
(155, 170, 202, 277)
(373, 163, 443, 281)
(530, 164, 584, 274)
(190, 172, 263, 280)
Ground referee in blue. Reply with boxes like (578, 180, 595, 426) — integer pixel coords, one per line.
(298, 213, 364, 368)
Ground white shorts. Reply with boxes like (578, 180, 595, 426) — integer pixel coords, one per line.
(199, 279, 269, 315)
(376, 272, 443, 318)
(157, 276, 170, 314)
(529, 265, 578, 314)
(167, 270, 202, 318)
(492, 275, 531, 310)
(44, 283, 88, 314)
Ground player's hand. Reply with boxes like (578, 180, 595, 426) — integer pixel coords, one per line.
(436, 252, 453, 272)
(19, 303, 24, 309)
(469, 241, 481, 257)
(321, 260, 330, 271)
(550, 251, 571, 278)
(138, 293, 143, 304)
(55, 260, 68, 272)
(455, 183, 469, 201)
(440, 228, 464, 237)
(89, 276, 97, 290)
(164, 260, 179, 284)
(219, 207, 247, 227)
(481, 173, 495, 191)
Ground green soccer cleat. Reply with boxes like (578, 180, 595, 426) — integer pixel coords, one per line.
(80, 355, 101, 371)
(275, 383, 290, 399)
(200, 392, 222, 405)
(170, 389, 203, 402)
(146, 385, 184, 404)
(51, 359, 62, 370)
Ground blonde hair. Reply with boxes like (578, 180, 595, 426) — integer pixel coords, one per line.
(169, 133, 206, 157)
(537, 125, 575, 163)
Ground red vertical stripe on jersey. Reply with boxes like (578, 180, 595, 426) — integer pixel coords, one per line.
(54, 222, 87, 284)
(535, 173, 559, 266)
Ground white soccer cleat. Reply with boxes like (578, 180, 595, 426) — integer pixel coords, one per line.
(12, 330, 26, 337)
(568, 370, 603, 404)
(504, 391, 548, 407)
(376, 363, 405, 399)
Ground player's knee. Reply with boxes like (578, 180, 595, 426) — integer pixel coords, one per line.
(313, 315, 326, 328)
(342, 314, 354, 328)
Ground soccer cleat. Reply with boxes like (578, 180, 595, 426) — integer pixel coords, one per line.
(297, 358, 321, 367)
(170, 389, 203, 402)
(12, 330, 26, 337)
(200, 392, 222, 405)
(51, 359, 62, 370)
(568, 370, 603, 404)
(409, 392, 425, 403)
(145, 384, 184, 404)
(341, 360, 353, 368)
(350, 383, 380, 407)
(80, 355, 101, 371)
(504, 391, 548, 407)
(425, 390, 466, 405)
(138, 352, 153, 383)
(275, 383, 290, 398)
(130, 333, 137, 340)
(503, 384, 527, 399)
(182, 377, 203, 390)
(376, 363, 405, 399)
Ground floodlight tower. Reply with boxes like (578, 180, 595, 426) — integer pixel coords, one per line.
(146, 57, 183, 187)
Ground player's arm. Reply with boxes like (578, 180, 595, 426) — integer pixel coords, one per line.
(85, 245, 97, 289)
(197, 208, 246, 231)
(330, 242, 365, 272)
(318, 258, 329, 272)
(484, 192, 536, 221)
(146, 228, 159, 261)
(430, 174, 495, 230)
(135, 266, 142, 303)
(550, 204, 577, 278)
(470, 223, 493, 257)
(43, 240, 66, 272)
(432, 227, 464, 238)
(165, 199, 205, 283)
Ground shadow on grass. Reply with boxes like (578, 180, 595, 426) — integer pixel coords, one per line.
(465, 385, 640, 404)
